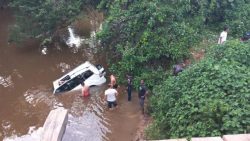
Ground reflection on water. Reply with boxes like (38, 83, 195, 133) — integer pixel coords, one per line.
(3, 127, 43, 141)
(57, 62, 71, 73)
(65, 17, 103, 52)
(63, 112, 110, 141)
(23, 86, 62, 108)
(63, 90, 111, 141)
(4, 87, 110, 141)
(0, 75, 14, 88)
(0, 8, 108, 141)
(66, 27, 82, 48)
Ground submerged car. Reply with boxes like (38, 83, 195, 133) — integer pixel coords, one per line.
(53, 61, 106, 94)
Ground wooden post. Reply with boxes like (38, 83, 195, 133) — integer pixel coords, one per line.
(41, 108, 68, 141)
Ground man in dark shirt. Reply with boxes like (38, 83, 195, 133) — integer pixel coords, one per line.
(138, 80, 147, 114)
(127, 75, 132, 101)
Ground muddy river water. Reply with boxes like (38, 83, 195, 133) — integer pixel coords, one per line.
(0, 8, 141, 141)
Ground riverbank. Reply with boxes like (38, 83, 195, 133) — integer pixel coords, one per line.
(134, 114, 152, 141)
(131, 47, 207, 141)
(104, 86, 143, 141)
(101, 85, 154, 141)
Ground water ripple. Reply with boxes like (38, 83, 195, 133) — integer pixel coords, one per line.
(3, 126, 43, 141)
(56, 62, 71, 73)
(0, 75, 14, 88)
(23, 86, 60, 108)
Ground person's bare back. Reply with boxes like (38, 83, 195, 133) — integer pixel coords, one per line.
(110, 74, 116, 86)
(82, 84, 89, 97)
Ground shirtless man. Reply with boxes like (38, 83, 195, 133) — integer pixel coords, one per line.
(110, 74, 116, 86)
(81, 83, 89, 97)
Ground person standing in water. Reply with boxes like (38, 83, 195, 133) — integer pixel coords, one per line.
(110, 74, 116, 87)
(105, 84, 118, 110)
(81, 82, 89, 97)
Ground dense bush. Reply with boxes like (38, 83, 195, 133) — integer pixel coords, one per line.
(98, 0, 203, 87)
(147, 40, 250, 139)
(98, 0, 250, 87)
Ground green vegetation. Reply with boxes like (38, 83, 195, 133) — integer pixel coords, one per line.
(98, 0, 202, 87)
(147, 40, 250, 139)
(7, 0, 250, 139)
(98, 0, 250, 87)
(97, 0, 250, 139)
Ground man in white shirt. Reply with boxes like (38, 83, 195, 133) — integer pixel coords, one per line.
(218, 26, 229, 44)
(105, 84, 118, 109)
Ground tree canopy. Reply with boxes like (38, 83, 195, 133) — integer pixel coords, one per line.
(98, 0, 250, 87)
(97, 0, 250, 139)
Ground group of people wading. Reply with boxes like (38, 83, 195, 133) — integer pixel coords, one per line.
(81, 74, 148, 114)
(104, 74, 148, 114)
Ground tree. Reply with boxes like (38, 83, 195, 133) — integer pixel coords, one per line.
(98, 0, 250, 87)
(147, 40, 250, 139)
(98, 0, 203, 87)
(200, 0, 250, 36)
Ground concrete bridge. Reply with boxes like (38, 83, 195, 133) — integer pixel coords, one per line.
(41, 108, 68, 141)
(40, 108, 249, 141)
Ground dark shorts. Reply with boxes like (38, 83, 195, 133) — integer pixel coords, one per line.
(139, 98, 145, 107)
(107, 101, 117, 108)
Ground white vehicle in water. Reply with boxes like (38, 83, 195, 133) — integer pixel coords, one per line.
(53, 61, 106, 94)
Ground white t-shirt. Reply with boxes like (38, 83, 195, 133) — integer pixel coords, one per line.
(218, 31, 227, 44)
(104, 88, 117, 102)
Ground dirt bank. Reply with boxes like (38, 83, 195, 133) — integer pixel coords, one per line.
(104, 86, 142, 141)
(103, 85, 152, 141)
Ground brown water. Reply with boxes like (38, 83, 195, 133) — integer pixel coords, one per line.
(0, 8, 141, 141)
